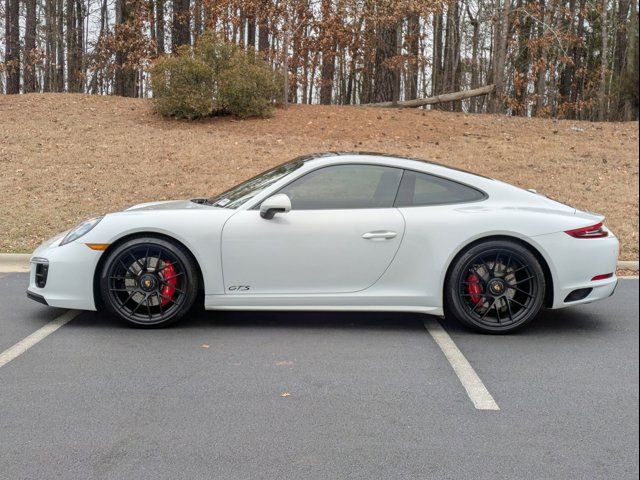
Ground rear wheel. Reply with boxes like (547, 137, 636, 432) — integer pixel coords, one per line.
(99, 237, 198, 328)
(445, 240, 545, 333)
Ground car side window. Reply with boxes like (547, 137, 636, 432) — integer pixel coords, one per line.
(278, 164, 403, 210)
(395, 170, 486, 207)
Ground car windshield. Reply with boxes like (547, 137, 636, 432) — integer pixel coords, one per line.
(207, 160, 304, 208)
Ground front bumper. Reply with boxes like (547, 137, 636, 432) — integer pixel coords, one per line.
(26, 234, 102, 311)
(26, 290, 48, 305)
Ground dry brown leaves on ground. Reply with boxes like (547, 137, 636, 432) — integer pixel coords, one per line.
(1, 93, 638, 259)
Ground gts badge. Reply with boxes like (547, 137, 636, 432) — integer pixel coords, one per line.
(228, 285, 250, 292)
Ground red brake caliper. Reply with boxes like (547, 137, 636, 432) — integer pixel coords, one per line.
(466, 273, 483, 305)
(160, 261, 177, 306)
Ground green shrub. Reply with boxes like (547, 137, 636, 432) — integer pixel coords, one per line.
(218, 55, 282, 118)
(151, 33, 282, 120)
(151, 54, 214, 119)
(194, 32, 239, 84)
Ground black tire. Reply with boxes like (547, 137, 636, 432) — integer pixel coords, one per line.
(445, 240, 546, 334)
(99, 237, 199, 328)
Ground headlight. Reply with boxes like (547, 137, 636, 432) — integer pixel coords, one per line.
(59, 216, 104, 246)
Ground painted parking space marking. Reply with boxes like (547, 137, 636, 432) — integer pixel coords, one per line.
(424, 318, 500, 411)
(0, 310, 80, 369)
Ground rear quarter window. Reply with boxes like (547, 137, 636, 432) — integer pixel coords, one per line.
(395, 170, 486, 207)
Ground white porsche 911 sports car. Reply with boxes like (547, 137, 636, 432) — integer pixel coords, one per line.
(27, 152, 619, 333)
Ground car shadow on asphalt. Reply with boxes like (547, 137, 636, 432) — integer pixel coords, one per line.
(437, 306, 611, 336)
(68, 309, 427, 332)
(65, 305, 611, 336)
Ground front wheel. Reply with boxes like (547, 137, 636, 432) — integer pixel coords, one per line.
(445, 240, 546, 334)
(99, 237, 198, 328)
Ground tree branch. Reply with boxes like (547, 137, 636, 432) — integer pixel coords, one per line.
(361, 84, 496, 108)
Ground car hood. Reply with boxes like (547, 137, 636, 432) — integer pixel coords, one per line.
(125, 199, 213, 211)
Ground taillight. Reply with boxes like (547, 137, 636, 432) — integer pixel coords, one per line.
(565, 222, 608, 239)
(591, 273, 614, 281)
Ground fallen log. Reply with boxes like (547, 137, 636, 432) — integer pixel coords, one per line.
(362, 84, 495, 108)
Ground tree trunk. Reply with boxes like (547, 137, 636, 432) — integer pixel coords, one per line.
(319, 0, 336, 104)
(571, 0, 586, 117)
(258, 18, 270, 55)
(156, 0, 165, 54)
(93, 0, 108, 94)
(432, 12, 444, 96)
(56, 0, 65, 91)
(513, 0, 531, 116)
(493, 0, 511, 113)
(44, 0, 55, 92)
(238, 10, 245, 46)
(534, 0, 549, 115)
(75, 0, 85, 92)
(194, 0, 203, 42)
(613, 0, 631, 119)
(283, 32, 290, 108)
(466, 3, 480, 112)
(308, 48, 319, 103)
(447, 0, 462, 111)
(623, 0, 638, 119)
(65, 0, 84, 92)
(359, 10, 375, 104)
(114, 0, 137, 96)
(373, 22, 399, 103)
(346, 16, 363, 104)
(172, 0, 190, 51)
(24, 0, 38, 92)
(405, 14, 420, 101)
(247, 15, 256, 48)
(599, 0, 609, 120)
(5, 0, 20, 93)
(66, 0, 76, 91)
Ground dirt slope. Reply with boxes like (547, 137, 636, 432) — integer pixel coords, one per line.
(1, 93, 638, 258)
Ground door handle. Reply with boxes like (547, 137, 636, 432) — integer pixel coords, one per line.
(362, 231, 397, 240)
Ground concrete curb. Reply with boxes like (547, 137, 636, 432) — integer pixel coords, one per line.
(618, 260, 639, 271)
(0, 254, 31, 273)
(0, 253, 638, 274)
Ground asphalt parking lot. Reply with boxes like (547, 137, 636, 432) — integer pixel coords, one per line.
(1, 273, 638, 480)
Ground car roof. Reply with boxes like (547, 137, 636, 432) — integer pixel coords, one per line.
(294, 152, 495, 184)
(290, 152, 578, 213)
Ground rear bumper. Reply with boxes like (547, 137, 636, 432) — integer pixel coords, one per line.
(533, 231, 619, 309)
(558, 277, 619, 306)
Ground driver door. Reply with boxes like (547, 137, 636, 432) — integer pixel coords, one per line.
(220, 164, 406, 294)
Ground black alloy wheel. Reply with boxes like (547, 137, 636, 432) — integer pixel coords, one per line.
(100, 237, 198, 327)
(446, 240, 546, 333)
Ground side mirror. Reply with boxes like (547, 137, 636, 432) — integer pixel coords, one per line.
(260, 194, 291, 220)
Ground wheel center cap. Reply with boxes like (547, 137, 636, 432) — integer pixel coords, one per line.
(488, 279, 505, 296)
(139, 274, 157, 292)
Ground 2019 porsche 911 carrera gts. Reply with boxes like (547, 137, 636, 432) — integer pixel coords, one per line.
(27, 152, 619, 333)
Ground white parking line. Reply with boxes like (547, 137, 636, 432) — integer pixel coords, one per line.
(0, 310, 80, 369)
(424, 318, 500, 411)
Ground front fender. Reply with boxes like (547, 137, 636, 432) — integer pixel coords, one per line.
(82, 209, 234, 296)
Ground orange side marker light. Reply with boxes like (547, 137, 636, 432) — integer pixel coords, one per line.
(85, 243, 110, 251)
